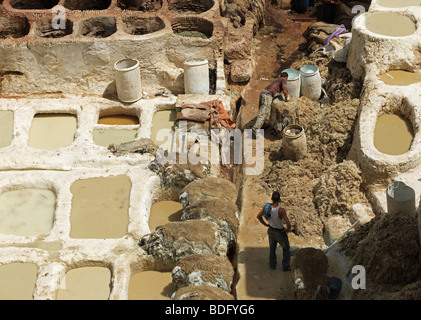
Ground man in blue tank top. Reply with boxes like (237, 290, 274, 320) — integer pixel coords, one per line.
(257, 191, 292, 271)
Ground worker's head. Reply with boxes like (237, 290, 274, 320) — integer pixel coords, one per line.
(280, 72, 289, 79)
(271, 191, 281, 203)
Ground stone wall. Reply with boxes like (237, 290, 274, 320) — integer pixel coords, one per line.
(0, 0, 225, 96)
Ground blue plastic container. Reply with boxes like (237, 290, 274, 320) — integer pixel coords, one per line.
(328, 277, 342, 300)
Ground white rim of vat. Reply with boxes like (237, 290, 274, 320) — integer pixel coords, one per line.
(355, 11, 419, 38)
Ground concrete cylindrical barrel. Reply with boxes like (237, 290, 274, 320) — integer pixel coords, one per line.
(300, 64, 321, 101)
(282, 124, 307, 161)
(386, 181, 416, 217)
(417, 198, 421, 246)
(282, 68, 301, 99)
(114, 59, 142, 103)
(184, 59, 209, 94)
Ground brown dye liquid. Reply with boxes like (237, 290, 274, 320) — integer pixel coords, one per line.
(93, 128, 138, 147)
(379, 70, 421, 86)
(0, 189, 56, 236)
(128, 271, 175, 300)
(28, 113, 77, 150)
(0, 111, 13, 148)
(0, 263, 38, 300)
(365, 12, 416, 37)
(378, 0, 421, 7)
(374, 114, 414, 155)
(56, 267, 111, 300)
(151, 109, 177, 152)
(98, 115, 139, 125)
(70, 175, 131, 239)
(148, 200, 183, 231)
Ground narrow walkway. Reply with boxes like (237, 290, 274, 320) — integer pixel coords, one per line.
(234, 4, 317, 300)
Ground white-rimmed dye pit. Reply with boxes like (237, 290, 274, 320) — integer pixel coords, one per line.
(0, 189, 56, 236)
(365, 12, 417, 37)
(56, 267, 111, 300)
(374, 114, 414, 155)
(28, 113, 77, 150)
(70, 175, 131, 239)
(151, 109, 177, 152)
(0, 111, 13, 148)
(148, 200, 183, 231)
(128, 271, 175, 300)
(379, 70, 421, 86)
(98, 115, 140, 125)
(0, 262, 37, 300)
(377, 0, 421, 7)
(93, 128, 138, 147)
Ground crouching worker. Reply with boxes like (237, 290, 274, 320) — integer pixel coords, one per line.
(257, 191, 292, 271)
(252, 72, 289, 137)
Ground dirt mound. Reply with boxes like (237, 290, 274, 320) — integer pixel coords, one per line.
(292, 247, 330, 300)
(261, 95, 361, 240)
(305, 98, 360, 167)
(326, 64, 362, 104)
(314, 160, 370, 222)
(270, 96, 321, 137)
(339, 217, 377, 258)
(262, 158, 324, 238)
(340, 211, 421, 299)
(390, 281, 421, 300)
(259, 17, 362, 242)
(353, 212, 420, 285)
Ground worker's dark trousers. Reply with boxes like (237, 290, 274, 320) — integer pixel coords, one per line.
(268, 227, 291, 268)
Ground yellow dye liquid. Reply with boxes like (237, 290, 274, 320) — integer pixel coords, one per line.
(128, 271, 175, 300)
(56, 267, 111, 300)
(70, 175, 131, 239)
(374, 114, 414, 155)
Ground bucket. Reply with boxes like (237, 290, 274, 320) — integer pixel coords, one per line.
(282, 68, 301, 99)
(282, 124, 307, 161)
(386, 181, 416, 217)
(292, 0, 309, 13)
(328, 277, 342, 300)
(114, 59, 142, 103)
(300, 64, 321, 101)
(184, 59, 209, 94)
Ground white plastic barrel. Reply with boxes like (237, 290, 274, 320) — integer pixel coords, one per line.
(282, 68, 301, 98)
(184, 59, 209, 94)
(300, 65, 321, 101)
(386, 181, 416, 217)
(114, 59, 142, 103)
